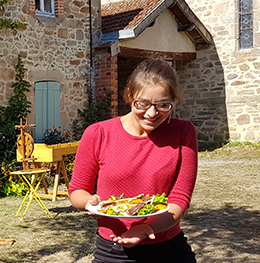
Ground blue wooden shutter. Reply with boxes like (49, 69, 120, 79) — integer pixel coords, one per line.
(35, 81, 61, 142)
(47, 82, 61, 128)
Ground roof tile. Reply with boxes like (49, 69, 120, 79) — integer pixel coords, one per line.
(101, 0, 163, 33)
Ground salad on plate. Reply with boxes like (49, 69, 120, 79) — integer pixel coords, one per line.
(87, 193, 169, 218)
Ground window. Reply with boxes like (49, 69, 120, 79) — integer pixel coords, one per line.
(35, 81, 61, 142)
(30, 0, 64, 18)
(35, 0, 55, 16)
(239, 0, 253, 49)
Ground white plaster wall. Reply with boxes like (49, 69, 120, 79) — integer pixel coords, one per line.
(119, 10, 196, 53)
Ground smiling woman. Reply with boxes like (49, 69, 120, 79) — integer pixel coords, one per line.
(121, 83, 171, 136)
(69, 59, 198, 263)
(121, 60, 183, 136)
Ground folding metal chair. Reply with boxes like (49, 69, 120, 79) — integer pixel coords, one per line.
(11, 168, 53, 220)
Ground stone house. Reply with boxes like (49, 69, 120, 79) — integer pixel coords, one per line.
(0, 0, 101, 141)
(1, 0, 259, 144)
(98, 0, 260, 143)
(96, 0, 220, 143)
(184, 0, 260, 142)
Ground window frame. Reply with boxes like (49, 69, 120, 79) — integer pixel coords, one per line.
(35, 0, 55, 17)
(239, 0, 253, 49)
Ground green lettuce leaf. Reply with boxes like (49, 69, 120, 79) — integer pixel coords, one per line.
(153, 193, 168, 205)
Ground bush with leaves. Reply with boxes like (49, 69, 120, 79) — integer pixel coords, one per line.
(0, 54, 32, 162)
(65, 154, 75, 179)
(0, 121, 18, 161)
(0, 54, 32, 163)
(3, 55, 32, 122)
(78, 88, 111, 128)
(43, 126, 73, 145)
(0, 55, 32, 196)
(0, 175, 27, 197)
(0, 159, 25, 197)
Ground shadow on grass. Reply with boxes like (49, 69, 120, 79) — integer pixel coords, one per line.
(1, 204, 259, 263)
(49, 205, 80, 214)
(183, 205, 260, 262)
(1, 203, 98, 263)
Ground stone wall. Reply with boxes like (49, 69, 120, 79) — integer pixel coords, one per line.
(175, 54, 228, 143)
(0, 0, 101, 134)
(180, 0, 260, 142)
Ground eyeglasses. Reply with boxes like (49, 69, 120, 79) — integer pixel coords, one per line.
(133, 99, 173, 113)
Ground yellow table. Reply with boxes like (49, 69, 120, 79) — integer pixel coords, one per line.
(16, 141, 80, 202)
(11, 168, 53, 220)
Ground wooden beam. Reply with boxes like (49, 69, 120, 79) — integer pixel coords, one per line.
(178, 24, 195, 32)
(119, 47, 196, 61)
(170, 0, 213, 47)
(0, 239, 15, 245)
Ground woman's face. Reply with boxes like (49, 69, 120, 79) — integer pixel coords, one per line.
(130, 84, 172, 136)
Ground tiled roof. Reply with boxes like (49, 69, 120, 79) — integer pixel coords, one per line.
(101, 0, 163, 33)
(100, 0, 213, 50)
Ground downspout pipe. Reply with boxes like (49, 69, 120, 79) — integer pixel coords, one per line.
(89, 0, 95, 102)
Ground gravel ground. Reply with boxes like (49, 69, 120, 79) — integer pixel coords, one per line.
(0, 145, 259, 263)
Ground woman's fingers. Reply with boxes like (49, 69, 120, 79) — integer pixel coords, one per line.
(85, 194, 102, 210)
(109, 224, 155, 248)
(89, 194, 102, 204)
(110, 235, 136, 247)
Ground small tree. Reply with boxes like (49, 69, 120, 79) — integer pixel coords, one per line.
(3, 55, 32, 122)
(0, 55, 32, 196)
(0, 2, 29, 196)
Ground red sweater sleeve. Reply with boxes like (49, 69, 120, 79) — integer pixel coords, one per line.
(167, 121, 198, 213)
(69, 123, 102, 196)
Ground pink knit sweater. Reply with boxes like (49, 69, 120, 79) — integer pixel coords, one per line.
(69, 117, 198, 244)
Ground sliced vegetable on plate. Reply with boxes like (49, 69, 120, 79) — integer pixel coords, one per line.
(91, 193, 168, 218)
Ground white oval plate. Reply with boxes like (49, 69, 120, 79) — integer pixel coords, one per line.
(87, 203, 169, 219)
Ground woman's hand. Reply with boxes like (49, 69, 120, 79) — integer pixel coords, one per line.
(110, 204, 184, 248)
(85, 194, 102, 216)
(85, 194, 102, 208)
(70, 190, 102, 213)
(110, 224, 155, 248)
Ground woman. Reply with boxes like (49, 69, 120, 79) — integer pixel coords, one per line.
(69, 59, 198, 262)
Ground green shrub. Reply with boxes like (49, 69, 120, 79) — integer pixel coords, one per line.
(43, 126, 73, 145)
(78, 89, 111, 128)
(0, 159, 23, 197)
(0, 121, 18, 161)
(65, 154, 75, 178)
(72, 89, 112, 138)
(0, 180, 27, 197)
(0, 55, 32, 196)
(3, 55, 31, 122)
